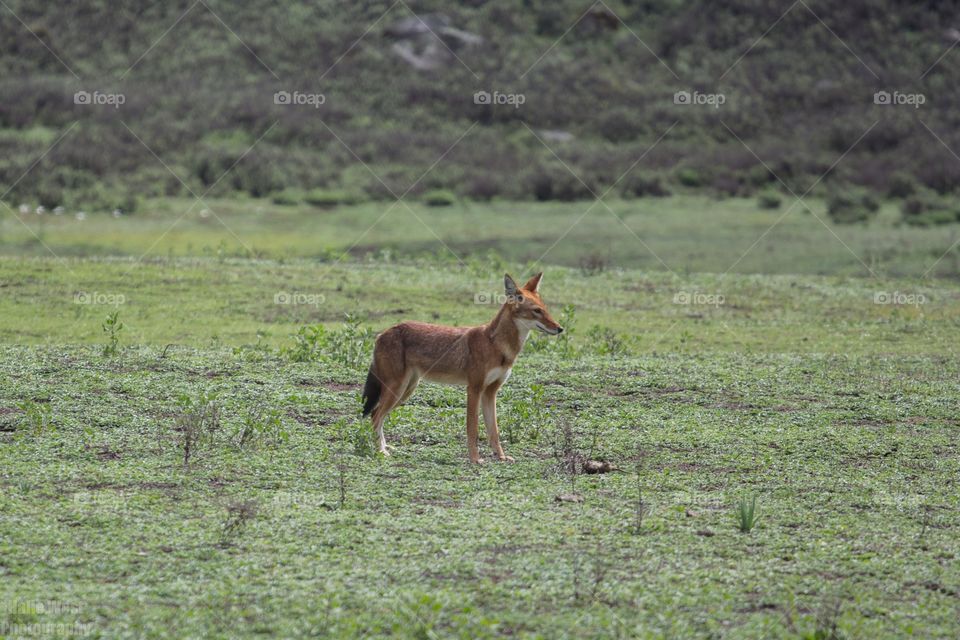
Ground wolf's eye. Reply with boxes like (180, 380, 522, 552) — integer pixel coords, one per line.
(533, 309, 542, 316)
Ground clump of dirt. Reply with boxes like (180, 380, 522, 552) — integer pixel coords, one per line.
(581, 460, 618, 474)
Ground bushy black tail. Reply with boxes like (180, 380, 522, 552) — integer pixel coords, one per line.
(361, 365, 381, 417)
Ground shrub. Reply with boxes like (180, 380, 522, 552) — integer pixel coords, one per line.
(117, 193, 138, 215)
(901, 191, 960, 226)
(281, 324, 329, 362)
(676, 167, 702, 187)
(586, 325, 628, 356)
(886, 172, 917, 198)
(826, 189, 880, 225)
(304, 189, 358, 208)
(597, 108, 644, 142)
(623, 174, 670, 198)
(528, 169, 595, 202)
(233, 163, 283, 198)
(710, 171, 742, 197)
(173, 390, 221, 467)
(464, 174, 502, 201)
(271, 190, 301, 206)
(916, 154, 960, 194)
(530, 172, 555, 201)
(757, 191, 782, 209)
(36, 184, 64, 209)
(422, 189, 457, 207)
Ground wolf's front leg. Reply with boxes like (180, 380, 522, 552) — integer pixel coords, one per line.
(482, 385, 513, 461)
(466, 386, 484, 463)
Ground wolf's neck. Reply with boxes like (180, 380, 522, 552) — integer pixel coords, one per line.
(488, 305, 526, 361)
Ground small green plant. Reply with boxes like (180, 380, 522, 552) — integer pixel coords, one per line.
(174, 390, 222, 466)
(16, 400, 54, 437)
(219, 499, 258, 546)
(328, 314, 376, 368)
(507, 383, 548, 443)
(233, 406, 288, 449)
(101, 311, 124, 357)
(333, 417, 374, 458)
(553, 419, 581, 493)
(232, 330, 272, 362)
(736, 495, 760, 532)
(809, 599, 846, 640)
(586, 325, 627, 356)
(421, 189, 457, 207)
(281, 324, 329, 362)
(396, 594, 446, 638)
(281, 318, 375, 366)
(785, 593, 847, 640)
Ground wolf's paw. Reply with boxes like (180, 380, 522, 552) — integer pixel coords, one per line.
(496, 454, 515, 462)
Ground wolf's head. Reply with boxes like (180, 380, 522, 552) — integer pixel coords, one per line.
(504, 272, 563, 335)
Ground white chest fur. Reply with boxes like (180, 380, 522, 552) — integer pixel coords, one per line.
(484, 366, 512, 387)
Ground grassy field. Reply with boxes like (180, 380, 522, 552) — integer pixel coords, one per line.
(2, 200, 959, 638)
(4, 196, 960, 278)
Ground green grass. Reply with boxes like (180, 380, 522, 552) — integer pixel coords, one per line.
(3, 196, 960, 277)
(0, 256, 957, 354)
(1, 200, 959, 637)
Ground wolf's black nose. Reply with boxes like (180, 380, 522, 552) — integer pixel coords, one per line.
(556, 327, 564, 334)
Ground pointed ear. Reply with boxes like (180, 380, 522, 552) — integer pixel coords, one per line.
(504, 273, 520, 299)
(523, 272, 543, 293)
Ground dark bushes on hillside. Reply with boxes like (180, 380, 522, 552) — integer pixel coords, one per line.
(901, 191, 960, 226)
(827, 189, 880, 225)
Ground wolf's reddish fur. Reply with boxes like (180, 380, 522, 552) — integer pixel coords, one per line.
(362, 272, 562, 463)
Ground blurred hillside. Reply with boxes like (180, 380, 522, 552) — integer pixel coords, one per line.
(2, 0, 959, 211)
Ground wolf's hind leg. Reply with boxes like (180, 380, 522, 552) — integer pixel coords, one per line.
(370, 379, 404, 455)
